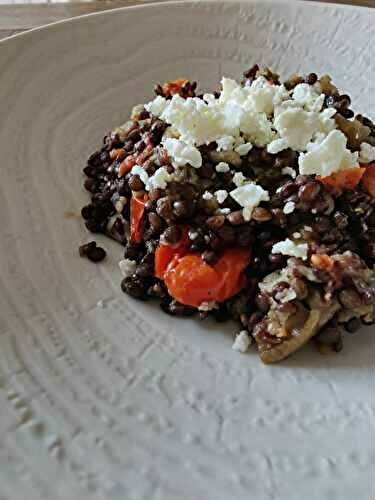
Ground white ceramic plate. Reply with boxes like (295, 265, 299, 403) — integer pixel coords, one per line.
(1, 1, 375, 499)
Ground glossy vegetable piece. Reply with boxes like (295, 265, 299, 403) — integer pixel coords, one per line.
(260, 291, 340, 364)
(361, 163, 375, 197)
(118, 155, 137, 177)
(163, 247, 250, 307)
(317, 167, 365, 193)
(161, 78, 189, 96)
(130, 193, 148, 243)
(154, 227, 190, 279)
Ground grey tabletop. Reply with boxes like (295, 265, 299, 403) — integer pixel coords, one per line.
(0, 0, 374, 41)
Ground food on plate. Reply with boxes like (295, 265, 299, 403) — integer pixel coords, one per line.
(80, 66, 375, 363)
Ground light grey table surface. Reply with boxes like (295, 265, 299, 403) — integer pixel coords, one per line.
(0, 0, 374, 41)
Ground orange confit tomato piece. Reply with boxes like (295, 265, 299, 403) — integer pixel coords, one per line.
(161, 78, 189, 97)
(317, 167, 365, 194)
(154, 227, 190, 279)
(155, 232, 251, 307)
(118, 154, 137, 177)
(361, 163, 375, 198)
(130, 193, 148, 244)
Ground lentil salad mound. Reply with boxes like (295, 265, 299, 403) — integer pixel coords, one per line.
(80, 66, 375, 363)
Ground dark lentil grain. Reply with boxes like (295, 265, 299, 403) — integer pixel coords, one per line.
(227, 210, 245, 226)
(344, 318, 361, 333)
(161, 225, 182, 245)
(128, 174, 144, 192)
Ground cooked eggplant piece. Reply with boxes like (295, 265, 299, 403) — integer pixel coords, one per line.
(258, 291, 340, 364)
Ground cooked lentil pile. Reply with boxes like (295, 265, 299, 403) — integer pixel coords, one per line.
(80, 67, 375, 363)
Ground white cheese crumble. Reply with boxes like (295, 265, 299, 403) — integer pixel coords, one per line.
(131, 165, 172, 191)
(144, 74, 354, 176)
(202, 191, 214, 200)
(230, 183, 270, 208)
(230, 182, 270, 222)
(218, 208, 231, 215)
(283, 201, 295, 214)
(292, 83, 325, 112)
(293, 232, 301, 239)
(359, 142, 375, 164)
(299, 130, 358, 177)
(215, 161, 230, 173)
(232, 331, 251, 353)
(130, 165, 149, 186)
(232, 172, 246, 187)
(145, 77, 282, 157)
(119, 259, 137, 278)
(235, 142, 253, 156)
(267, 138, 289, 154)
(304, 225, 313, 232)
(216, 136, 236, 151)
(148, 167, 171, 190)
(274, 108, 320, 151)
(215, 190, 228, 204)
(271, 238, 308, 260)
(162, 138, 202, 168)
(144, 95, 168, 116)
(198, 301, 218, 311)
(281, 167, 297, 178)
(243, 206, 253, 222)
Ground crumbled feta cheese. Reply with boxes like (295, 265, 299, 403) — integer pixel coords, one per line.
(282, 167, 297, 178)
(243, 206, 253, 221)
(218, 208, 231, 215)
(272, 238, 308, 260)
(299, 130, 358, 177)
(283, 201, 295, 214)
(232, 172, 246, 187)
(293, 232, 301, 239)
(359, 142, 375, 164)
(143, 75, 344, 171)
(203, 93, 216, 105)
(131, 165, 149, 186)
(198, 301, 218, 311)
(216, 136, 235, 151)
(304, 225, 313, 231)
(230, 183, 270, 208)
(215, 190, 228, 204)
(274, 108, 320, 151)
(235, 142, 253, 156)
(267, 138, 289, 154)
(215, 162, 230, 173)
(119, 259, 137, 278)
(240, 111, 275, 147)
(144, 95, 169, 116)
(202, 191, 213, 200)
(232, 331, 251, 353)
(162, 138, 202, 168)
(189, 231, 199, 240)
(147, 167, 171, 190)
(292, 83, 325, 112)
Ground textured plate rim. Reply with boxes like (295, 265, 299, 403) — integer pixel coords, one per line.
(0, 0, 374, 48)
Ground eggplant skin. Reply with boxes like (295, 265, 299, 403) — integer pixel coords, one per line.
(260, 300, 340, 364)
